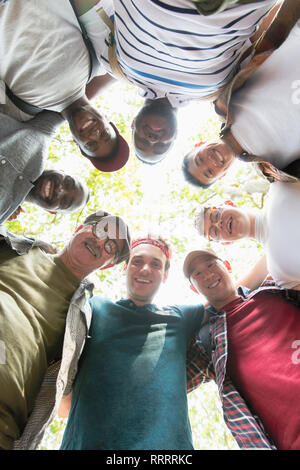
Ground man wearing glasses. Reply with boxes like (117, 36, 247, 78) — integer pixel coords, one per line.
(0, 210, 131, 450)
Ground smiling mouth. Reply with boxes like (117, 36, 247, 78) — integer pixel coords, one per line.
(135, 278, 151, 284)
(84, 240, 100, 258)
(207, 278, 221, 289)
(80, 119, 97, 134)
(227, 216, 233, 235)
(43, 179, 54, 200)
(210, 150, 225, 167)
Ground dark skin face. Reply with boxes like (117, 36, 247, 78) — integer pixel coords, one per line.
(133, 99, 178, 163)
(26, 169, 88, 213)
(64, 101, 117, 159)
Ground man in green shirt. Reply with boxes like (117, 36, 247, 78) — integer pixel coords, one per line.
(0, 210, 131, 450)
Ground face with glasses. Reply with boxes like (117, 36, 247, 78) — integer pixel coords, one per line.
(204, 206, 251, 241)
(63, 220, 125, 279)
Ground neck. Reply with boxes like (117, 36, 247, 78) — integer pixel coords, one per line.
(128, 294, 155, 307)
(58, 250, 89, 281)
(222, 130, 244, 158)
(210, 291, 240, 312)
(249, 212, 256, 238)
(61, 96, 89, 120)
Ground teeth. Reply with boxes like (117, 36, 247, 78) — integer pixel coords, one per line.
(81, 120, 94, 131)
(209, 280, 220, 289)
(215, 150, 224, 164)
(44, 181, 52, 199)
(135, 278, 151, 284)
(85, 242, 97, 257)
(228, 217, 232, 234)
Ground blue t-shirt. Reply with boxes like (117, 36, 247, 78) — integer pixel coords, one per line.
(61, 297, 204, 450)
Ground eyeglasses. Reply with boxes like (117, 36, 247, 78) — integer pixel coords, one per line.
(90, 222, 120, 260)
(207, 207, 223, 241)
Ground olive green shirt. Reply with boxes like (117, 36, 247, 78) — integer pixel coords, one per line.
(0, 244, 79, 449)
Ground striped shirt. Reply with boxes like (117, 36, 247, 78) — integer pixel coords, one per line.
(80, 0, 275, 106)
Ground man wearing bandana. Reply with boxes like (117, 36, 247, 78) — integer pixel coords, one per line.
(59, 236, 206, 450)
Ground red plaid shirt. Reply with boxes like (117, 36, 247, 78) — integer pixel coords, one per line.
(186, 284, 300, 450)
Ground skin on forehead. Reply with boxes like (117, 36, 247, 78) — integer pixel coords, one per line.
(130, 243, 167, 266)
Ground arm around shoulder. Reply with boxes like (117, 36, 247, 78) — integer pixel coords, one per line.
(73, 0, 101, 16)
(58, 392, 72, 419)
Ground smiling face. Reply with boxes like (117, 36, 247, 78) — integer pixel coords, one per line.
(27, 169, 88, 213)
(61, 223, 125, 280)
(204, 206, 252, 241)
(126, 244, 168, 305)
(133, 99, 177, 163)
(68, 105, 117, 159)
(186, 139, 235, 186)
(189, 255, 236, 308)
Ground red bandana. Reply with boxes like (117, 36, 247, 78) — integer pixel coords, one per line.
(131, 238, 171, 260)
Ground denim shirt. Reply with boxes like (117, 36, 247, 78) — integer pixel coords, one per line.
(0, 110, 62, 224)
(0, 227, 93, 450)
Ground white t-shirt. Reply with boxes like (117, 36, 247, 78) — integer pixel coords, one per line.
(231, 20, 300, 169)
(255, 182, 300, 289)
(80, 0, 275, 106)
(0, 0, 91, 120)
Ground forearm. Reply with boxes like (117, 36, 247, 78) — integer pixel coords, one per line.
(27, 111, 64, 136)
(58, 392, 72, 418)
(255, 0, 300, 52)
(73, 0, 100, 16)
(236, 255, 268, 292)
(85, 74, 116, 100)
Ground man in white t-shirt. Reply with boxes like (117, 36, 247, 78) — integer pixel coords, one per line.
(194, 181, 300, 290)
(183, 17, 300, 188)
(0, 0, 129, 173)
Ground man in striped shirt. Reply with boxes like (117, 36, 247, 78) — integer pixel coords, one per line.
(75, 0, 277, 163)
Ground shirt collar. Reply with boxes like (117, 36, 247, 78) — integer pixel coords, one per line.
(116, 298, 157, 312)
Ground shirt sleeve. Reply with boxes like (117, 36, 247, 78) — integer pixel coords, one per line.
(186, 334, 214, 393)
(175, 304, 205, 336)
(25, 111, 63, 136)
(79, 0, 113, 71)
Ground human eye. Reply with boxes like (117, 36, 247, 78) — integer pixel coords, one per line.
(152, 261, 162, 269)
(209, 226, 218, 241)
(104, 239, 114, 255)
(85, 141, 97, 152)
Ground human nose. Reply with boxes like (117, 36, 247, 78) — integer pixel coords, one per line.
(145, 130, 159, 142)
(139, 263, 152, 275)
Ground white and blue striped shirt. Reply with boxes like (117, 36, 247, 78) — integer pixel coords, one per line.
(80, 0, 276, 106)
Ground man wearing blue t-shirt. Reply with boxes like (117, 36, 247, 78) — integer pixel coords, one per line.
(59, 236, 205, 450)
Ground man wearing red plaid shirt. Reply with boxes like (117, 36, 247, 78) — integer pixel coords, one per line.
(183, 248, 300, 450)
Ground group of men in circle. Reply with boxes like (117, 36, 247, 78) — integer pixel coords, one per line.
(0, 0, 300, 451)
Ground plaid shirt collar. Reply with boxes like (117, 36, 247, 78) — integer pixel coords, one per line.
(186, 285, 285, 450)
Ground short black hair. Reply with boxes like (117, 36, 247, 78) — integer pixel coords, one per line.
(181, 153, 212, 189)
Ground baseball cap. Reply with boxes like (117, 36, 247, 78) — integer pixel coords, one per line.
(183, 249, 220, 279)
(84, 122, 130, 173)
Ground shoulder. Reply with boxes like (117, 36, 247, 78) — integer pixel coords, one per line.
(164, 303, 205, 326)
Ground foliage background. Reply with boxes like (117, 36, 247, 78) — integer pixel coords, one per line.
(5, 80, 269, 450)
